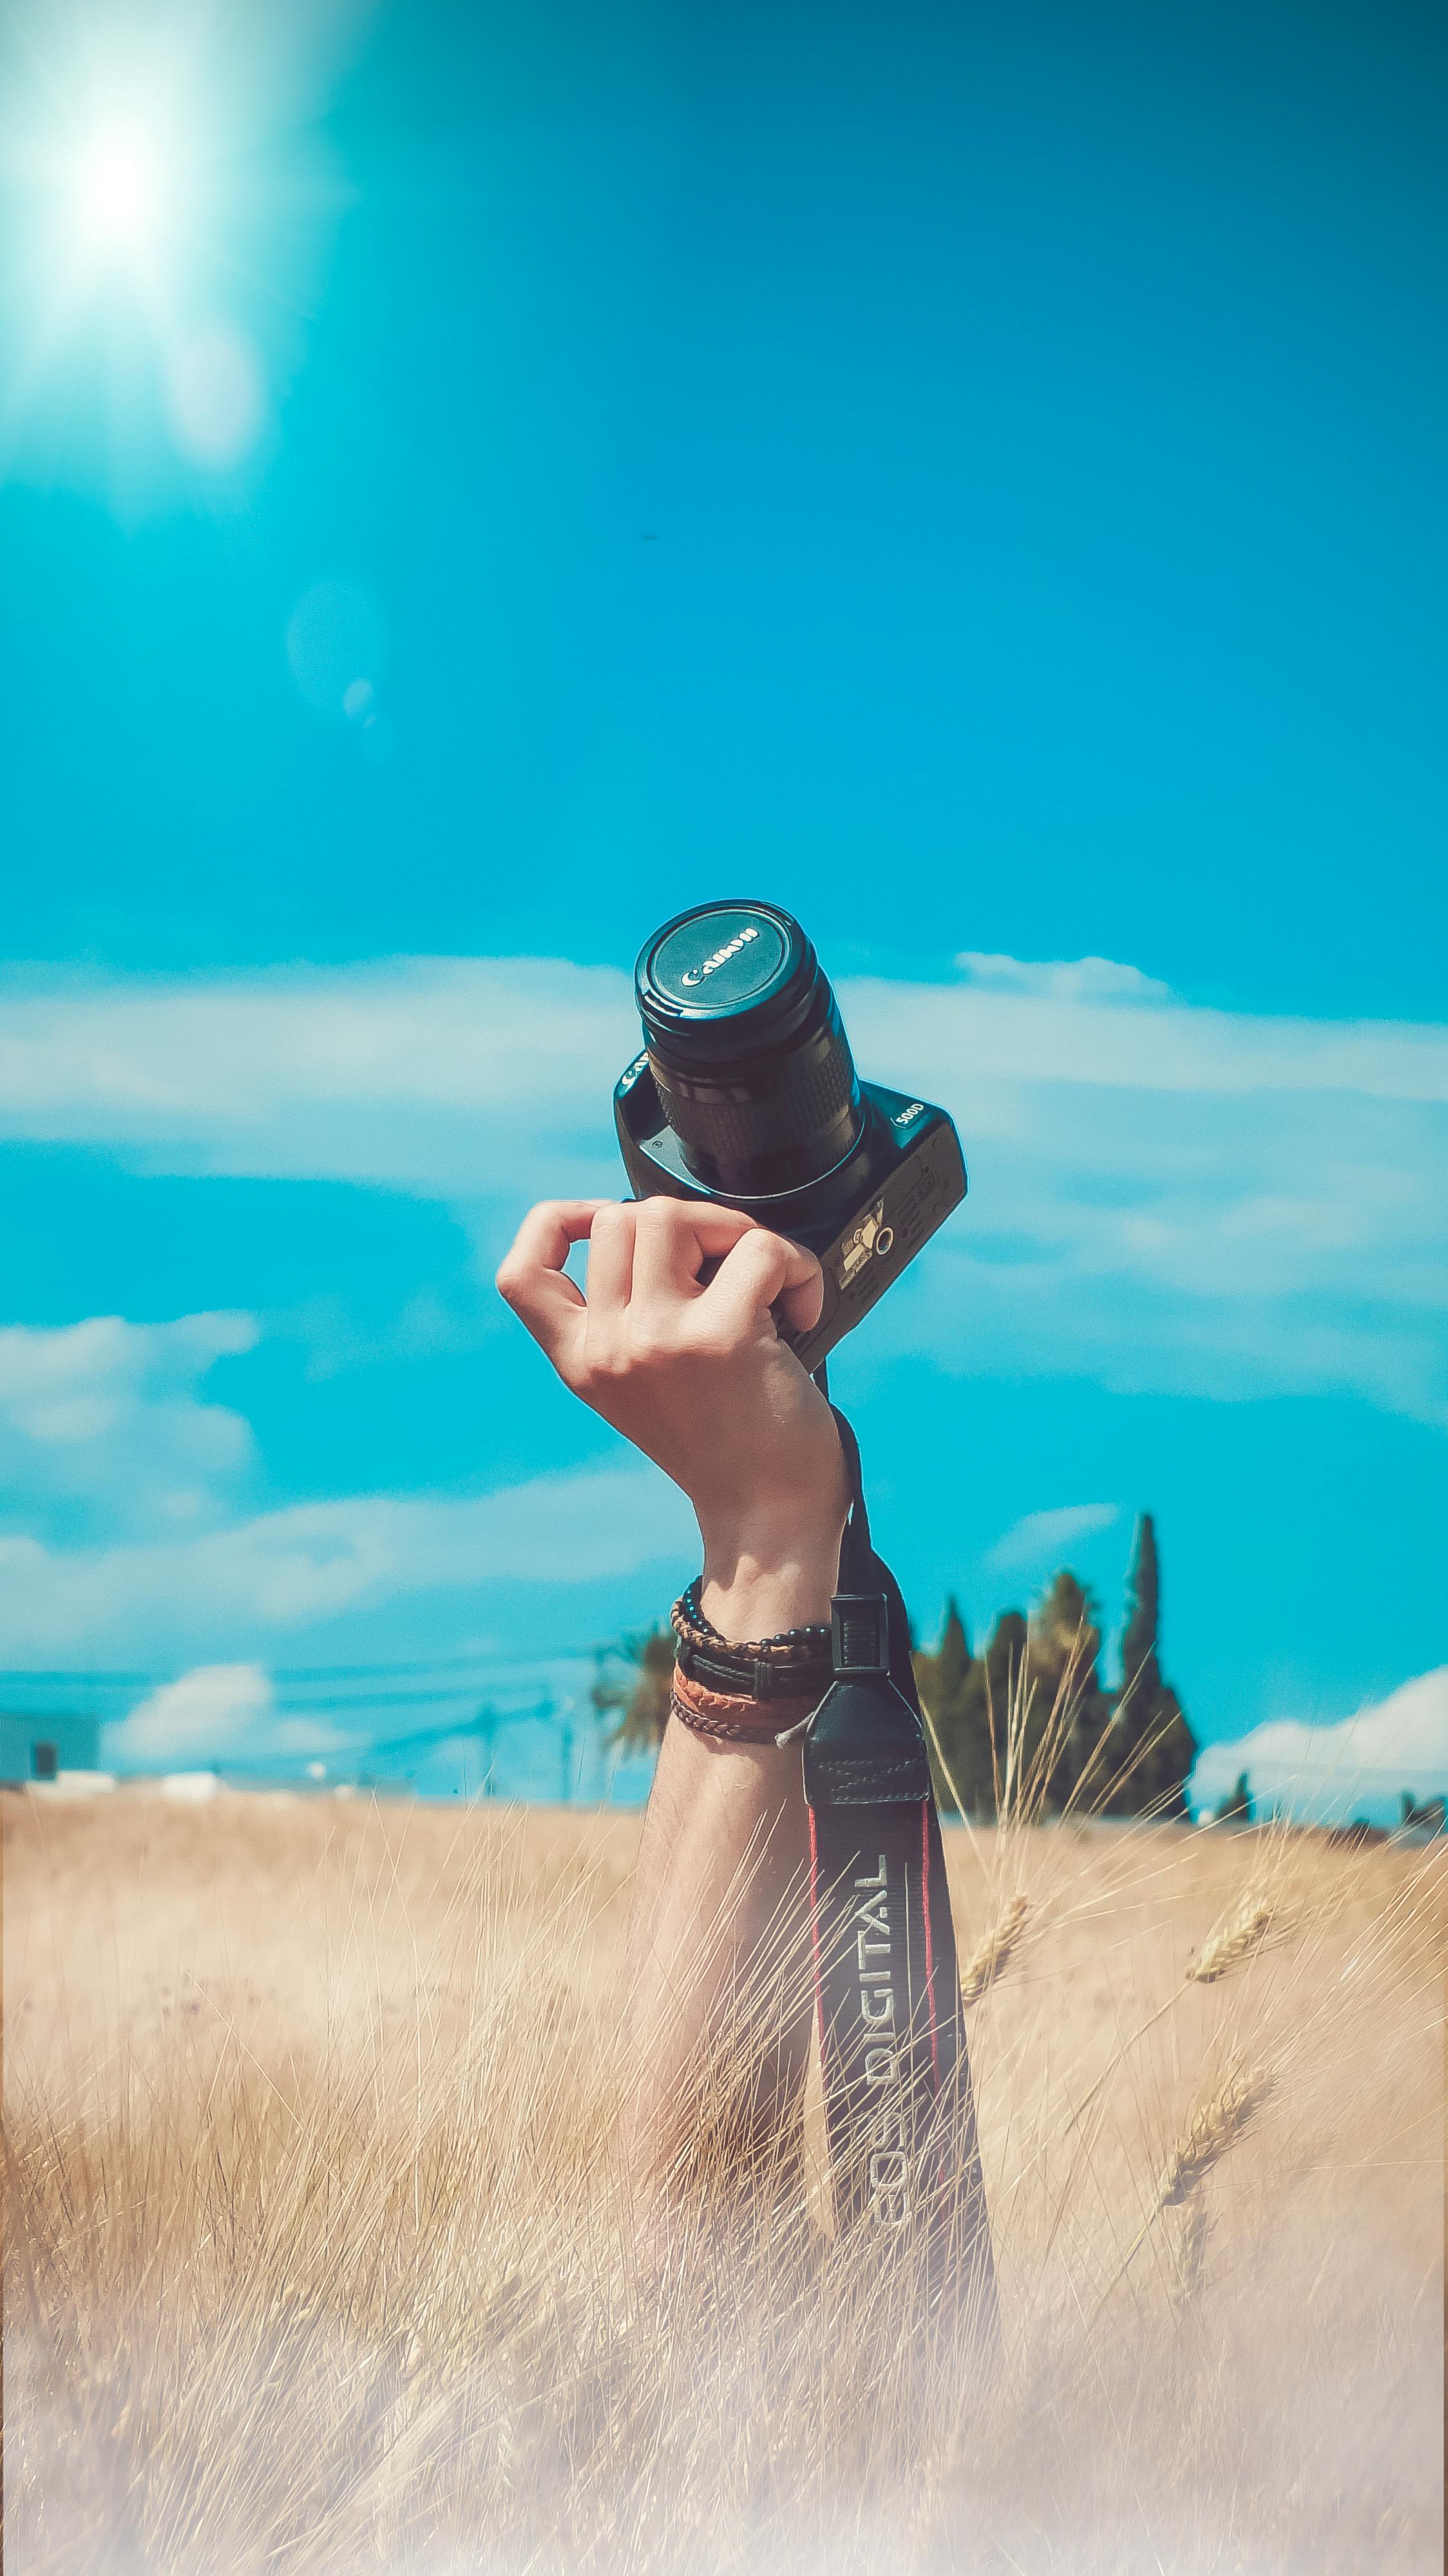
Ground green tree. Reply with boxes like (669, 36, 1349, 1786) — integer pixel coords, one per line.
(591, 1625, 675, 1755)
(1107, 1515, 1197, 1819)
(975, 1609, 1029, 1815)
(914, 1598, 995, 1818)
(1025, 1572, 1112, 1814)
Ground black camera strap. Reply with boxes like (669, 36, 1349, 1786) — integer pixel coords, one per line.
(781, 1405, 996, 2324)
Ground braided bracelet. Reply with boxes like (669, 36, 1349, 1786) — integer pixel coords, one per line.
(669, 1665, 820, 1745)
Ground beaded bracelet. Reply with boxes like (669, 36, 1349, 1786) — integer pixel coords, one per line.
(674, 1574, 831, 1658)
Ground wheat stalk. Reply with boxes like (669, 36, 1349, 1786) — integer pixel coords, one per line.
(1157, 2064, 1273, 2204)
(1186, 1897, 1273, 1985)
(1170, 2195, 1210, 2318)
(959, 1895, 1029, 2005)
(1010, 1889, 1277, 2188)
(1093, 2063, 1273, 2318)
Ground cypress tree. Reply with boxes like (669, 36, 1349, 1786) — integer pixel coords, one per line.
(1107, 1517, 1198, 1819)
(1121, 1512, 1161, 1701)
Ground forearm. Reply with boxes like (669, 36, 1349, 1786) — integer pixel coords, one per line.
(493, 1192, 849, 2207)
(622, 1726, 811, 2190)
(620, 1542, 841, 2203)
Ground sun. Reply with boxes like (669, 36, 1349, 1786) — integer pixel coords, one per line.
(66, 123, 171, 263)
(2, 25, 344, 498)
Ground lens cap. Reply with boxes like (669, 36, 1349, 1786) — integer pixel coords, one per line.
(633, 898, 865, 1193)
(637, 901, 815, 1063)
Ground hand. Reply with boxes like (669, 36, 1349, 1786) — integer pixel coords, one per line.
(495, 1198, 848, 1638)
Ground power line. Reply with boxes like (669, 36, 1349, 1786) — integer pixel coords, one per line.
(271, 1654, 588, 1683)
(204, 1696, 566, 1772)
(0, 1641, 616, 1690)
(0, 1670, 157, 1687)
(271, 1682, 560, 1714)
(0, 1685, 580, 1729)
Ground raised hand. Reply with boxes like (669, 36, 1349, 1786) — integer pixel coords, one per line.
(496, 1196, 848, 1636)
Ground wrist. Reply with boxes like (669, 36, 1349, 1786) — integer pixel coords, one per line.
(697, 1511, 845, 1645)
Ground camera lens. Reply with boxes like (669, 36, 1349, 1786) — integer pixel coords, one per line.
(634, 900, 864, 1196)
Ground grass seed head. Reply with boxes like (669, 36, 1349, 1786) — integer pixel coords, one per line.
(959, 1894, 1029, 2005)
(1186, 1895, 1273, 1985)
(1158, 2065, 1273, 2208)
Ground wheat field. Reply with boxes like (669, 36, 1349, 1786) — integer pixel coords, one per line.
(5, 1782, 1442, 2575)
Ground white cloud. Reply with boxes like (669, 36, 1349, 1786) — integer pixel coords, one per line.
(0, 956, 632, 1193)
(840, 976, 1448, 1425)
(101, 1663, 346, 1774)
(0, 1461, 696, 1658)
(986, 1502, 1120, 1573)
(1190, 1667, 1448, 1824)
(956, 954, 1170, 1005)
(0, 1312, 258, 1538)
(1, 954, 1445, 1421)
(845, 970, 1448, 1103)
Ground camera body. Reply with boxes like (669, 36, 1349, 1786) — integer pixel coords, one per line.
(614, 901, 966, 1376)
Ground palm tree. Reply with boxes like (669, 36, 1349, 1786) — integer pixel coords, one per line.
(591, 1625, 675, 1754)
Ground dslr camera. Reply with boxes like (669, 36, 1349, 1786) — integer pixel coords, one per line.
(615, 900, 966, 1376)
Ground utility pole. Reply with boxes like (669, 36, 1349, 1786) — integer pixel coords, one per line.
(477, 1704, 499, 1797)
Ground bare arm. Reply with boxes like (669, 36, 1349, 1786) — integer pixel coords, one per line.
(496, 1196, 847, 2206)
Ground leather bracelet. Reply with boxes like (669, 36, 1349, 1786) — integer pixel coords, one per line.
(669, 1667, 821, 1745)
(670, 1578, 833, 1701)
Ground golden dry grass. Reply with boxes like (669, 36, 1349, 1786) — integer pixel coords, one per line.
(5, 1783, 1443, 2574)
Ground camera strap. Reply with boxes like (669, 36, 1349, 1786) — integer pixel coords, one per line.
(780, 1405, 996, 2323)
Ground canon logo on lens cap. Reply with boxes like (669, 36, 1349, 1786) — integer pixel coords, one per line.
(679, 926, 759, 986)
(643, 904, 794, 1019)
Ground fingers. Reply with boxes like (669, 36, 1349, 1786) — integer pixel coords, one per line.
(494, 1199, 602, 1374)
(586, 1200, 759, 1370)
(498, 1195, 823, 1388)
(700, 1224, 824, 1341)
(583, 1202, 638, 1318)
(629, 1197, 761, 1307)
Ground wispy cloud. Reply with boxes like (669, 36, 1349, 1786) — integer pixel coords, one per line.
(0, 1462, 695, 1660)
(1190, 1667, 1448, 1824)
(0, 956, 632, 1193)
(986, 1502, 1119, 1572)
(2, 952, 1445, 1421)
(0, 1312, 258, 1542)
(957, 954, 1170, 1005)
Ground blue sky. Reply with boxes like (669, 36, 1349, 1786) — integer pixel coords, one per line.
(1, 0, 1444, 1812)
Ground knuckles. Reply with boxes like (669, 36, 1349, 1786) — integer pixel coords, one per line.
(631, 1196, 680, 1235)
(578, 1311, 738, 1388)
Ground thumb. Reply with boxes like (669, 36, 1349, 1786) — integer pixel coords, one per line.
(701, 1227, 824, 1340)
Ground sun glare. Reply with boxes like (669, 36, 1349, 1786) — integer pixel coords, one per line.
(5, 21, 343, 498)
(68, 125, 169, 259)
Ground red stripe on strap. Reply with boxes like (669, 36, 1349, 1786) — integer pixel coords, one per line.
(920, 1801, 941, 2095)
